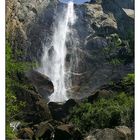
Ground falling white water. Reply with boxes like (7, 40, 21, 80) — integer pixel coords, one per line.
(38, 1, 77, 102)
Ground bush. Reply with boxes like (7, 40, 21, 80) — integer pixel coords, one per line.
(103, 33, 134, 66)
(122, 73, 134, 86)
(69, 92, 134, 133)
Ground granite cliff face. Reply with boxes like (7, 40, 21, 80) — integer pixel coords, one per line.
(6, 0, 134, 99)
(6, 0, 59, 60)
(68, 1, 134, 98)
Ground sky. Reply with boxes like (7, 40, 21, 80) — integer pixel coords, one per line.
(60, 0, 90, 4)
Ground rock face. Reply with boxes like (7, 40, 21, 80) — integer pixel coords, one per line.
(6, 0, 59, 61)
(68, 1, 134, 99)
(6, 0, 134, 99)
(90, 0, 134, 9)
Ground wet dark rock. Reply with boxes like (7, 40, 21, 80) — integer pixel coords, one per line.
(55, 124, 82, 140)
(26, 70, 54, 99)
(54, 125, 73, 140)
(15, 86, 52, 123)
(48, 99, 77, 121)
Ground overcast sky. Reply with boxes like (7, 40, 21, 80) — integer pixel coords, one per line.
(60, 0, 90, 4)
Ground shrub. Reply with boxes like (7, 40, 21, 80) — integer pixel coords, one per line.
(122, 73, 134, 86)
(103, 33, 134, 66)
(69, 92, 134, 133)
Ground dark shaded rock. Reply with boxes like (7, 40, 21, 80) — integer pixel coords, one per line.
(114, 0, 134, 9)
(48, 102, 64, 121)
(63, 99, 78, 113)
(17, 127, 34, 139)
(84, 126, 133, 140)
(18, 121, 82, 140)
(33, 121, 54, 139)
(26, 70, 54, 99)
(55, 126, 72, 140)
(55, 124, 82, 140)
(90, 0, 134, 9)
(48, 99, 77, 121)
(15, 86, 52, 123)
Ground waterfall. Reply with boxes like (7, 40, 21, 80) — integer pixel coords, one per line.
(38, 1, 77, 102)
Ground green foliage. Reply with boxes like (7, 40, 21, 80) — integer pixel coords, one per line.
(69, 92, 134, 133)
(126, 29, 134, 57)
(103, 33, 134, 66)
(122, 73, 134, 86)
(104, 34, 123, 66)
(6, 41, 33, 139)
(109, 58, 121, 66)
(6, 125, 17, 139)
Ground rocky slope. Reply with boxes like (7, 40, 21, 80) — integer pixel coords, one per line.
(8, 70, 134, 139)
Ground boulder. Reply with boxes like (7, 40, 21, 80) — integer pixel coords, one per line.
(115, 126, 133, 140)
(94, 128, 124, 140)
(19, 122, 82, 140)
(84, 126, 133, 140)
(48, 102, 64, 121)
(15, 86, 52, 123)
(17, 127, 34, 139)
(48, 99, 77, 121)
(55, 124, 82, 140)
(54, 125, 73, 140)
(26, 70, 54, 99)
(33, 121, 55, 139)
